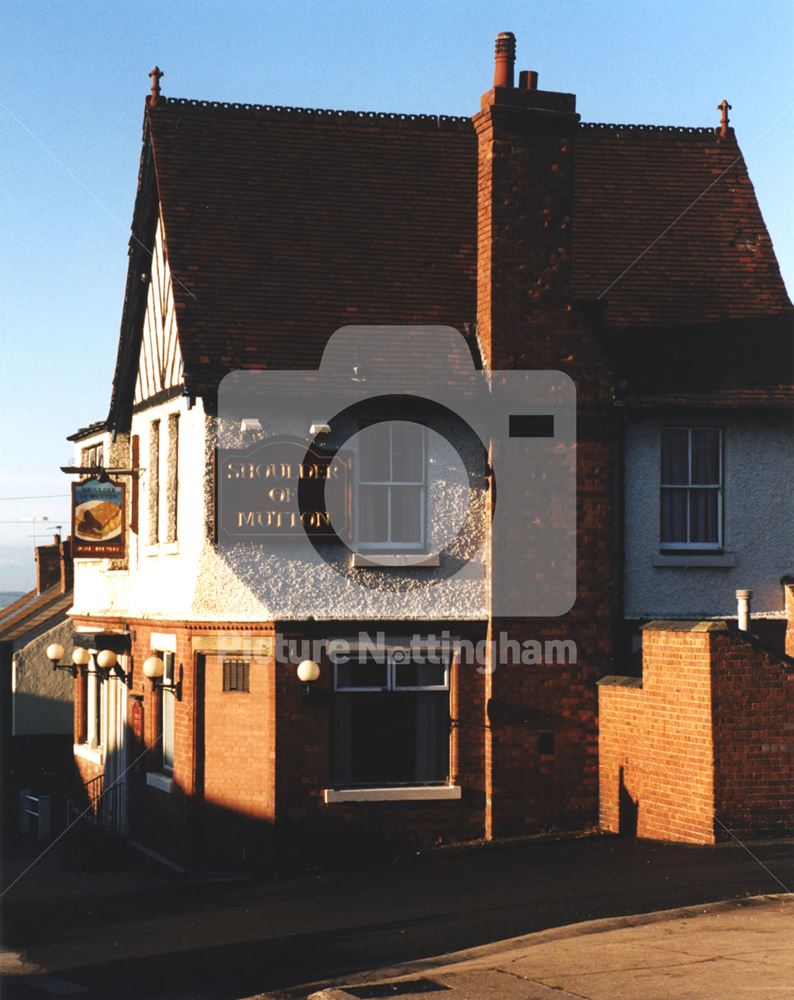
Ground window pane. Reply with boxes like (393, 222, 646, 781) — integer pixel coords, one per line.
(661, 488, 687, 544)
(414, 693, 449, 782)
(359, 485, 388, 542)
(336, 660, 388, 689)
(359, 424, 390, 482)
(661, 429, 689, 485)
(162, 652, 175, 772)
(394, 661, 447, 688)
(391, 422, 424, 482)
(390, 485, 422, 544)
(333, 691, 449, 785)
(334, 692, 414, 784)
(689, 488, 719, 544)
(691, 429, 720, 485)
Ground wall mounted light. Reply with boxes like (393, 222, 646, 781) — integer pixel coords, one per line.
(297, 659, 321, 705)
(46, 643, 89, 678)
(94, 648, 133, 686)
(143, 655, 181, 698)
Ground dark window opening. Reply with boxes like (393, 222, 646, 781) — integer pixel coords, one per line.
(333, 652, 450, 786)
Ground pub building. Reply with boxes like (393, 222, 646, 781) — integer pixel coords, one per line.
(61, 34, 793, 868)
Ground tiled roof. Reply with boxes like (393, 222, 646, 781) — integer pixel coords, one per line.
(574, 123, 791, 326)
(147, 98, 477, 394)
(108, 97, 790, 411)
(66, 420, 107, 443)
(0, 585, 73, 643)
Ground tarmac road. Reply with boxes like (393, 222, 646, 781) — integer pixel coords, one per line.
(2, 834, 793, 999)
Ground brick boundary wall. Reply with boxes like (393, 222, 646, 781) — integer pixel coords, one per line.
(599, 621, 793, 844)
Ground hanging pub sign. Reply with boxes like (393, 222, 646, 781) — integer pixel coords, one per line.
(71, 477, 126, 558)
(218, 438, 352, 541)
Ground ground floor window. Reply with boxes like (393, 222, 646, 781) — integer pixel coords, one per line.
(333, 651, 450, 786)
(160, 652, 175, 773)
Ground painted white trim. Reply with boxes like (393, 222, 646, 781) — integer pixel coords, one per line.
(191, 635, 275, 655)
(142, 542, 180, 557)
(73, 743, 102, 765)
(150, 632, 177, 653)
(653, 553, 737, 568)
(324, 786, 461, 803)
(145, 772, 175, 794)
(351, 553, 440, 568)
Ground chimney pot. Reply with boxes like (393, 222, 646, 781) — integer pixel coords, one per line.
(736, 589, 752, 632)
(493, 32, 516, 88)
(519, 70, 539, 91)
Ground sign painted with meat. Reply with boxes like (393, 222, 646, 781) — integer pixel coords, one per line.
(71, 478, 126, 558)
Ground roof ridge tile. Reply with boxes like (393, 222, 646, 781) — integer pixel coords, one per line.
(159, 96, 473, 129)
(580, 121, 719, 136)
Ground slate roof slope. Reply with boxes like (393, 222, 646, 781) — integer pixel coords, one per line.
(0, 585, 73, 644)
(108, 97, 791, 415)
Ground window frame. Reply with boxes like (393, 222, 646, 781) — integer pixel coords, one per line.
(332, 646, 452, 789)
(355, 422, 428, 553)
(660, 426, 723, 552)
(160, 651, 175, 775)
(333, 650, 449, 693)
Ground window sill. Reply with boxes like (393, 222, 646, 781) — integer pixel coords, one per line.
(146, 772, 174, 794)
(351, 553, 440, 568)
(142, 542, 179, 557)
(323, 785, 461, 803)
(73, 743, 102, 765)
(653, 553, 736, 568)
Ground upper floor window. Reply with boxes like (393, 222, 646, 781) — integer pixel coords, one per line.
(80, 443, 104, 474)
(357, 422, 426, 551)
(148, 420, 161, 545)
(165, 412, 179, 544)
(660, 427, 722, 550)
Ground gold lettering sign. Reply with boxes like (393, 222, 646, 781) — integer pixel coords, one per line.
(218, 439, 351, 540)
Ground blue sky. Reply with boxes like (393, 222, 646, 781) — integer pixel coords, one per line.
(1, 0, 792, 590)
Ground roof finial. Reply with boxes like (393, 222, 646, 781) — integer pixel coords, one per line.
(717, 98, 732, 140)
(149, 66, 164, 106)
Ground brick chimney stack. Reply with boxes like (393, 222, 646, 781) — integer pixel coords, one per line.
(473, 32, 581, 372)
(34, 534, 72, 595)
(472, 34, 618, 840)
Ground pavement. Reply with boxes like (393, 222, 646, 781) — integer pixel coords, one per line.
(1, 832, 793, 999)
(273, 895, 793, 1000)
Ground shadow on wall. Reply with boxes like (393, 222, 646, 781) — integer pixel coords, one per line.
(618, 765, 638, 836)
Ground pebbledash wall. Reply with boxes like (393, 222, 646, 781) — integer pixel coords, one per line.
(624, 411, 794, 620)
(599, 621, 794, 844)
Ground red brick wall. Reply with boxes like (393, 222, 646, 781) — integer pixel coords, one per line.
(274, 624, 488, 860)
(599, 624, 717, 844)
(712, 631, 794, 838)
(599, 622, 794, 845)
(474, 84, 618, 838)
(121, 620, 276, 867)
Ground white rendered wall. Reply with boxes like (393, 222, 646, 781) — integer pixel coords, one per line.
(624, 411, 794, 619)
